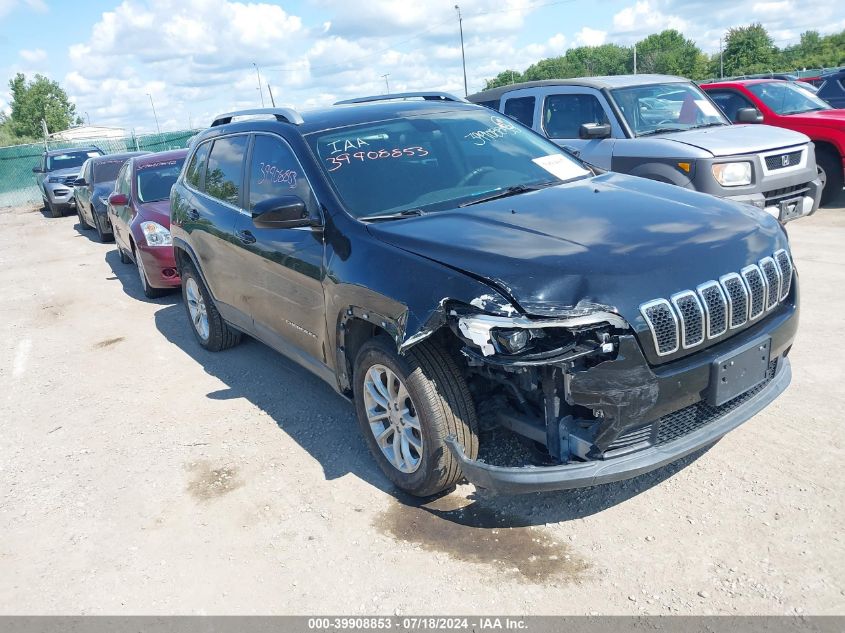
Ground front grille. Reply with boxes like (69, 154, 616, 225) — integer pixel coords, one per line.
(655, 360, 778, 445)
(640, 251, 792, 357)
(764, 150, 802, 171)
(764, 184, 810, 206)
(606, 423, 652, 452)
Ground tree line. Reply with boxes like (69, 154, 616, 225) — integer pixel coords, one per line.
(0, 73, 80, 147)
(483, 24, 845, 90)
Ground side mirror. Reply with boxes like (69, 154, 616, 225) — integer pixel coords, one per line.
(579, 123, 611, 140)
(252, 195, 314, 229)
(108, 192, 128, 206)
(73, 177, 87, 187)
(32, 166, 43, 173)
(736, 107, 763, 124)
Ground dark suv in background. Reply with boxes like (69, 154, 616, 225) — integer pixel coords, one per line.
(32, 146, 103, 217)
(170, 98, 798, 497)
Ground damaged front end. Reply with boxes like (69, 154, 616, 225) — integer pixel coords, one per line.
(443, 301, 795, 494)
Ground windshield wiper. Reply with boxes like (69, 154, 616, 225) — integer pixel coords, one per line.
(359, 208, 424, 222)
(693, 122, 728, 129)
(459, 181, 557, 207)
(637, 127, 683, 137)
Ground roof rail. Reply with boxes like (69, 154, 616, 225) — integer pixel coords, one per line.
(334, 92, 467, 105)
(210, 107, 304, 127)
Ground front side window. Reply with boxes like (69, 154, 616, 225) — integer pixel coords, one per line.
(114, 164, 128, 195)
(185, 141, 211, 191)
(136, 157, 186, 203)
(707, 90, 755, 122)
(747, 81, 832, 115)
(248, 135, 315, 211)
(205, 136, 247, 205)
(307, 110, 591, 218)
(610, 82, 730, 136)
(503, 96, 535, 127)
(543, 93, 609, 138)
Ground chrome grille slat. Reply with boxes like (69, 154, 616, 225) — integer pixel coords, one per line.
(670, 291, 704, 349)
(697, 281, 728, 339)
(640, 251, 792, 358)
(720, 273, 748, 329)
(640, 299, 679, 356)
(741, 265, 766, 320)
(774, 249, 793, 300)
(759, 257, 781, 311)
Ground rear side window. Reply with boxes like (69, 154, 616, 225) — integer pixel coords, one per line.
(205, 136, 248, 206)
(503, 96, 535, 127)
(248, 135, 316, 212)
(476, 99, 500, 111)
(707, 90, 754, 122)
(543, 93, 609, 139)
(185, 142, 210, 190)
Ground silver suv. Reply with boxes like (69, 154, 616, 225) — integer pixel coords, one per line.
(32, 147, 103, 217)
(468, 75, 822, 223)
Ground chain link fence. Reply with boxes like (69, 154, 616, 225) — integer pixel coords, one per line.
(0, 129, 201, 208)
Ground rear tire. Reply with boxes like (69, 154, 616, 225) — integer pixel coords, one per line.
(353, 337, 479, 497)
(818, 149, 844, 206)
(180, 262, 241, 351)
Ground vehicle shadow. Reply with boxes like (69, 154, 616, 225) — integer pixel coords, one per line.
(104, 249, 179, 304)
(152, 302, 711, 528)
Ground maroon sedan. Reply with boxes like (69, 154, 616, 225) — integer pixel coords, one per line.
(108, 149, 188, 298)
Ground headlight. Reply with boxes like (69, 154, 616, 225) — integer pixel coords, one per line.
(140, 221, 172, 247)
(493, 328, 532, 354)
(712, 162, 752, 187)
(48, 176, 64, 183)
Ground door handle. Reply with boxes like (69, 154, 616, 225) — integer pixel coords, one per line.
(187, 208, 200, 221)
(236, 229, 256, 245)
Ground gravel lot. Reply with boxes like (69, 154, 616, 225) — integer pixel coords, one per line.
(1, 196, 843, 615)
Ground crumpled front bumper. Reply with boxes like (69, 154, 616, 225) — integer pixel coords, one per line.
(447, 356, 790, 495)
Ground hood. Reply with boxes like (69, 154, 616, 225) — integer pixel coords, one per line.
(137, 200, 172, 227)
(660, 123, 808, 156)
(46, 167, 80, 178)
(367, 172, 787, 328)
(781, 108, 845, 128)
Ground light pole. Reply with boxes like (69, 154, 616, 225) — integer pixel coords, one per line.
(252, 62, 265, 107)
(455, 4, 468, 97)
(84, 111, 91, 125)
(382, 73, 390, 94)
(146, 93, 161, 135)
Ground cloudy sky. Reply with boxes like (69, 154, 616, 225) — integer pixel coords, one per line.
(1, 0, 843, 134)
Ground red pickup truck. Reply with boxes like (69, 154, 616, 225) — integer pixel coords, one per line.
(701, 79, 845, 205)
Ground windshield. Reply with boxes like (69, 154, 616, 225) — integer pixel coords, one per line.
(747, 81, 832, 115)
(136, 157, 186, 203)
(46, 150, 101, 171)
(307, 110, 591, 217)
(610, 82, 730, 136)
(92, 158, 129, 183)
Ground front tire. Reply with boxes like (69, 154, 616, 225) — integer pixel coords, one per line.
(93, 210, 113, 243)
(818, 149, 844, 206)
(47, 199, 62, 218)
(77, 205, 90, 230)
(180, 263, 241, 351)
(353, 337, 479, 497)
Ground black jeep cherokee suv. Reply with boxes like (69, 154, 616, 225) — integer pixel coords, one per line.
(170, 93, 798, 496)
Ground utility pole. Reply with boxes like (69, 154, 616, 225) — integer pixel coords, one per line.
(455, 4, 468, 97)
(252, 62, 265, 107)
(146, 93, 161, 135)
(267, 83, 276, 107)
(84, 111, 91, 125)
(633, 44, 637, 74)
(719, 37, 724, 78)
(382, 73, 390, 94)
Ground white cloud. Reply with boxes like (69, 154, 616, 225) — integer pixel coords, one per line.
(612, 1, 688, 39)
(18, 48, 47, 63)
(574, 27, 607, 47)
(0, 0, 46, 17)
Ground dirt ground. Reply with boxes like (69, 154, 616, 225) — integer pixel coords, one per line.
(1, 196, 843, 615)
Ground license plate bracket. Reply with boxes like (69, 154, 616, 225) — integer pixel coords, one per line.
(779, 196, 804, 222)
(708, 335, 772, 406)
